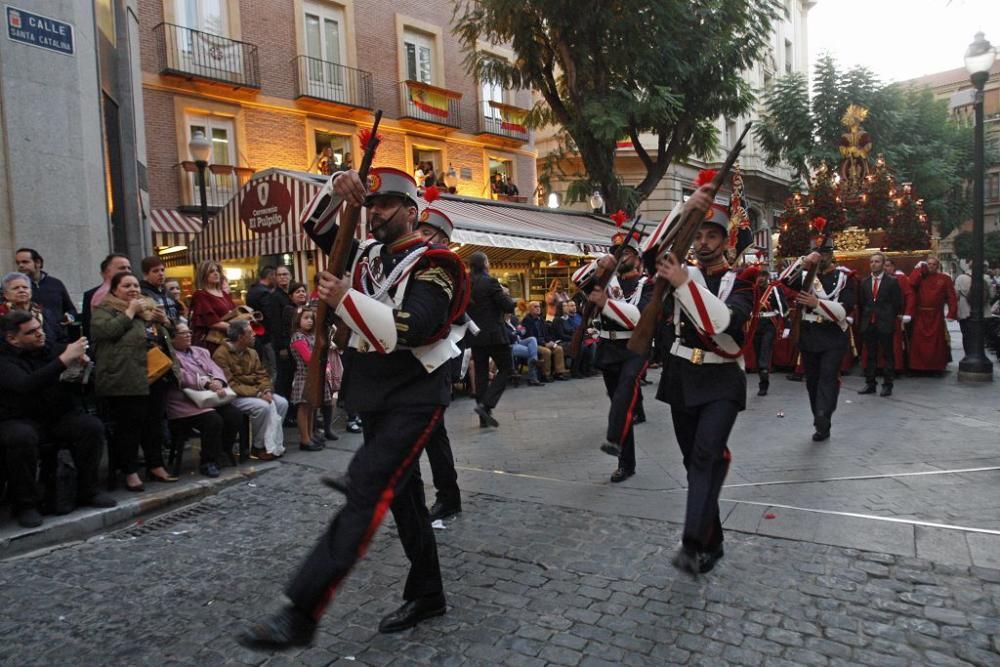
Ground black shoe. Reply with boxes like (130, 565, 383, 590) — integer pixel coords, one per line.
(527, 378, 543, 387)
(858, 384, 877, 395)
(671, 548, 700, 577)
(79, 492, 118, 508)
(16, 507, 43, 528)
(757, 385, 769, 396)
(237, 605, 317, 651)
(321, 474, 349, 494)
(199, 463, 221, 478)
(699, 546, 725, 573)
(610, 468, 634, 483)
(378, 594, 447, 634)
(812, 430, 831, 442)
(474, 404, 499, 428)
(299, 441, 324, 452)
(346, 418, 362, 434)
(554, 374, 570, 381)
(323, 429, 339, 441)
(880, 385, 893, 397)
(600, 440, 621, 457)
(428, 501, 461, 522)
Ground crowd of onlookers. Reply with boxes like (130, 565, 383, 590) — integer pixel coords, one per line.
(0, 250, 345, 529)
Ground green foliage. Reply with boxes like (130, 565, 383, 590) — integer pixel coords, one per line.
(777, 192, 812, 258)
(808, 165, 847, 233)
(452, 0, 782, 213)
(755, 72, 813, 184)
(886, 186, 930, 251)
(954, 231, 1000, 265)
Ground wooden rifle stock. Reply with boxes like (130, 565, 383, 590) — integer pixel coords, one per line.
(627, 123, 753, 356)
(306, 110, 383, 408)
(568, 216, 642, 371)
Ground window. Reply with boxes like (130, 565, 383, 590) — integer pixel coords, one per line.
(412, 147, 442, 188)
(312, 130, 352, 175)
(489, 157, 517, 199)
(404, 28, 434, 84)
(725, 118, 738, 149)
(304, 2, 346, 100)
(988, 172, 1000, 202)
(784, 40, 793, 74)
(480, 55, 505, 120)
(176, 0, 228, 34)
(186, 115, 237, 207)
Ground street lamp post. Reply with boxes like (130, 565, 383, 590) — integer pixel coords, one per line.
(188, 131, 212, 230)
(959, 32, 996, 382)
(589, 189, 605, 215)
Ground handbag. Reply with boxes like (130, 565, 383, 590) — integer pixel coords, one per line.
(147, 346, 173, 384)
(182, 386, 237, 408)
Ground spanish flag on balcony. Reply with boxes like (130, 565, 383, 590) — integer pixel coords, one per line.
(616, 136, 633, 149)
(409, 84, 450, 118)
(489, 102, 527, 134)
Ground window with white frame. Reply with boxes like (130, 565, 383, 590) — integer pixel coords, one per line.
(186, 114, 237, 207)
(176, 0, 228, 34)
(404, 28, 434, 84)
(303, 1, 347, 100)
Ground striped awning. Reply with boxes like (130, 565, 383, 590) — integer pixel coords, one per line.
(149, 208, 203, 247)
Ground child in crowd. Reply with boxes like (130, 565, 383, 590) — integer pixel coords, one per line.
(289, 307, 331, 451)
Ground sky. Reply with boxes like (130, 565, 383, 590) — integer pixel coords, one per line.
(807, 0, 1000, 84)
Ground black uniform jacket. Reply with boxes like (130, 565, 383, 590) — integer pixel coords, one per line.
(657, 268, 753, 410)
(785, 268, 856, 353)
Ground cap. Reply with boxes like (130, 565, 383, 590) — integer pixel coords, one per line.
(812, 235, 836, 252)
(571, 259, 600, 291)
(418, 207, 454, 240)
(364, 167, 420, 208)
(609, 230, 641, 255)
(701, 203, 730, 234)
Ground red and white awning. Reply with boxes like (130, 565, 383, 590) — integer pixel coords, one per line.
(149, 209, 203, 247)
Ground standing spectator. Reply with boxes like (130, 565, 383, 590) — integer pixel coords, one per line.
(522, 300, 569, 381)
(139, 256, 180, 326)
(165, 322, 242, 477)
(0, 311, 117, 527)
(164, 279, 189, 324)
(190, 260, 236, 353)
(908, 256, 958, 372)
(288, 307, 330, 451)
(81, 253, 132, 340)
(91, 271, 180, 492)
(246, 266, 277, 380)
(1, 272, 56, 342)
(423, 163, 436, 189)
(268, 265, 295, 404)
(213, 319, 288, 461)
(466, 252, 515, 427)
(414, 161, 426, 186)
(954, 263, 994, 356)
(14, 247, 77, 331)
(284, 282, 309, 334)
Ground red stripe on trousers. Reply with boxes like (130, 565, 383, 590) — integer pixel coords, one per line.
(618, 360, 649, 446)
(687, 282, 715, 335)
(341, 294, 387, 354)
(311, 407, 443, 620)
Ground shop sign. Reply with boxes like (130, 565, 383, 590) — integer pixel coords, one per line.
(240, 177, 291, 235)
(6, 6, 74, 56)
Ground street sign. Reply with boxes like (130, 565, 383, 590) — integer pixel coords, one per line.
(6, 5, 74, 56)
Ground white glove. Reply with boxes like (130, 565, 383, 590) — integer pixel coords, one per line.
(781, 328, 790, 339)
(902, 315, 912, 324)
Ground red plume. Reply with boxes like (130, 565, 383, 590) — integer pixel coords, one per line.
(358, 127, 382, 159)
(423, 185, 441, 203)
(694, 169, 717, 188)
(610, 209, 627, 227)
(812, 216, 827, 233)
(631, 231, 640, 241)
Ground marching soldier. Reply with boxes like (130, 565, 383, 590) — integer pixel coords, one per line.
(239, 167, 469, 649)
(648, 185, 755, 576)
(779, 236, 856, 442)
(574, 230, 651, 484)
(753, 272, 787, 396)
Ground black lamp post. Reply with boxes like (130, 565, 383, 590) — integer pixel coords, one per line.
(959, 32, 996, 382)
(188, 130, 212, 230)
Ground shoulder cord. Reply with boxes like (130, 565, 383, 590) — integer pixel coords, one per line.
(360, 246, 428, 302)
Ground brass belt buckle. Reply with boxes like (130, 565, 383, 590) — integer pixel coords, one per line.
(609, 330, 617, 340)
(690, 347, 704, 365)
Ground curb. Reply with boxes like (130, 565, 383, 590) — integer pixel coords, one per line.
(0, 461, 280, 559)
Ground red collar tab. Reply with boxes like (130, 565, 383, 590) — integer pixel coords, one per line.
(702, 260, 730, 276)
(389, 232, 425, 254)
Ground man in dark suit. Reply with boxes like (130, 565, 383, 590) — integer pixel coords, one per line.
(465, 251, 515, 428)
(858, 252, 903, 397)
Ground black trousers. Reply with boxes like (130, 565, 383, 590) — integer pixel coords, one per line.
(274, 345, 294, 402)
(0, 413, 105, 510)
(862, 326, 895, 385)
(287, 406, 444, 621)
(801, 348, 842, 431)
(472, 343, 513, 410)
(169, 403, 242, 465)
(959, 318, 973, 356)
(602, 353, 647, 473)
(670, 399, 738, 552)
(105, 381, 169, 475)
(754, 319, 777, 372)
(424, 419, 460, 506)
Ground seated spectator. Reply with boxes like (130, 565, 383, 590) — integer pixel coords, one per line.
(522, 300, 569, 381)
(166, 323, 243, 477)
(92, 271, 180, 492)
(213, 319, 288, 461)
(505, 313, 543, 386)
(1, 271, 59, 343)
(0, 311, 117, 527)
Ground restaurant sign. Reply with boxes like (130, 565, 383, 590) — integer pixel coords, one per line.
(240, 177, 291, 235)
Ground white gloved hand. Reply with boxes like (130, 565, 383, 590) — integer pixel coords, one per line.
(781, 328, 790, 339)
(902, 315, 912, 324)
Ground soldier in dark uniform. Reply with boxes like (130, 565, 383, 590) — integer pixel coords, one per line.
(753, 273, 787, 396)
(239, 167, 469, 649)
(648, 187, 754, 576)
(779, 237, 855, 442)
(574, 230, 651, 483)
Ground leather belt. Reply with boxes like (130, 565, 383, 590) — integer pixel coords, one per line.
(670, 340, 733, 365)
(599, 330, 632, 340)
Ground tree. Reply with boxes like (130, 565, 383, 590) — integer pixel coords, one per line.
(755, 72, 813, 186)
(777, 192, 812, 258)
(453, 0, 782, 214)
(808, 164, 847, 233)
(855, 156, 895, 231)
(885, 183, 930, 251)
(954, 231, 1000, 266)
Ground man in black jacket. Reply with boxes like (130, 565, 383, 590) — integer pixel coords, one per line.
(246, 265, 277, 380)
(15, 248, 77, 335)
(268, 265, 295, 406)
(465, 251, 515, 428)
(0, 311, 116, 528)
(857, 252, 903, 397)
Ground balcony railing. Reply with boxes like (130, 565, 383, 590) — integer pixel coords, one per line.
(399, 81, 462, 128)
(179, 162, 254, 209)
(155, 23, 260, 89)
(477, 100, 530, 143)
(293, 56, 374, 109)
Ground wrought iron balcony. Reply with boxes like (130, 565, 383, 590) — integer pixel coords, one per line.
(477, 100, 530, 144)
(155, 23, 260, 89)
(399, 81, 462, 129)
(178, 162, 254, 210)
(293, 56, 374, 109)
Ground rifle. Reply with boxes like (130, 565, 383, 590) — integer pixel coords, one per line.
(787, 223, 833, 348)
(568, 215, 642, 372)
(305, 110, 383, 408)
(627, 122, 752, 356)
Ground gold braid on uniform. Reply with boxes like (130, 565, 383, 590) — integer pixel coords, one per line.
(414, 266, 454, 301)
(391, 267, 455, 337)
